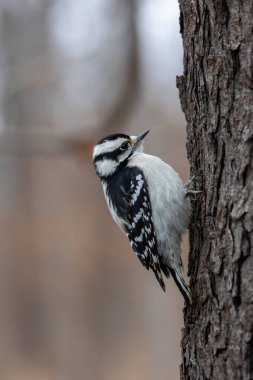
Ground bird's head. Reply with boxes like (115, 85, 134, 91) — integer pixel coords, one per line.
(93, 130, 149, 178)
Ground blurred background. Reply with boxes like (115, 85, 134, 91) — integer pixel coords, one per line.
(0, 0, 189, 379)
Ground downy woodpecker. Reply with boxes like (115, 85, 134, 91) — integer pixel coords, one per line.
(93, 130, 193, 305)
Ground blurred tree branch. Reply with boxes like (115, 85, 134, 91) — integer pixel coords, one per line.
(102, 0, 139, 133)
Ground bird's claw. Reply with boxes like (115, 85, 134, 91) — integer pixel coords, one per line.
(184, 176, 203, 198)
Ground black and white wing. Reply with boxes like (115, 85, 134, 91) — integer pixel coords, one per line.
(121, 167, 165, 291)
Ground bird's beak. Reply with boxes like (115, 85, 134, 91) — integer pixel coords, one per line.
(130, 130, 150, 145)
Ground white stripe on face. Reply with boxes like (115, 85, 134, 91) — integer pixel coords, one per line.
(93, 137, 127, 158)
(95, 158, 119, 177)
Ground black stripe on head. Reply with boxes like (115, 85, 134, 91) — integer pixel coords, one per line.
(97, 133, 130, 145)
(93, 148, 125, 163)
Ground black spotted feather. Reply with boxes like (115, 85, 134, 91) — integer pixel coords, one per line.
(105, 166, 166, 291)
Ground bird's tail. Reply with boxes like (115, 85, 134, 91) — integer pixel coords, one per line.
(169, 267, 192, 305)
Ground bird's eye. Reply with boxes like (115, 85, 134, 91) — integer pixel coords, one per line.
(120, 142, 129, 151)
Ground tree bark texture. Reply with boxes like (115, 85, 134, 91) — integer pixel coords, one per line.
(177, 1, 253, 379)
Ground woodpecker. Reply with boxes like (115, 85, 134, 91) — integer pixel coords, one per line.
(93, 130, 193, 305)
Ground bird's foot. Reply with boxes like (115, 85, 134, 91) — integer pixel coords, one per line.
(184, 175, 204, 198)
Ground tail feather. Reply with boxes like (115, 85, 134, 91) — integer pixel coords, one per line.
(159, 259, 170, 278)
(155, 271, 166, 292)
(169, 267, 192, 305)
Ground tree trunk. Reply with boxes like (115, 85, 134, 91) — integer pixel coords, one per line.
(177, 1, 253, 379)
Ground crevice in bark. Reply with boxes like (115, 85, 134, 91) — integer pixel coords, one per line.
(214, 141, 225, 216)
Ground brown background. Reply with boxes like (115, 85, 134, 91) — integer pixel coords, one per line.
(0, 1, 189, 379)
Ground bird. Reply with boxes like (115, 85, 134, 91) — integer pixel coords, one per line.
(93, 130, 193, 305)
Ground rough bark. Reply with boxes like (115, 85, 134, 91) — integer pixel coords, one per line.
(177, 1, 253, 379)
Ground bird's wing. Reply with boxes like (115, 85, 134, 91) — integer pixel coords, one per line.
(122, 167, 165, 291)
